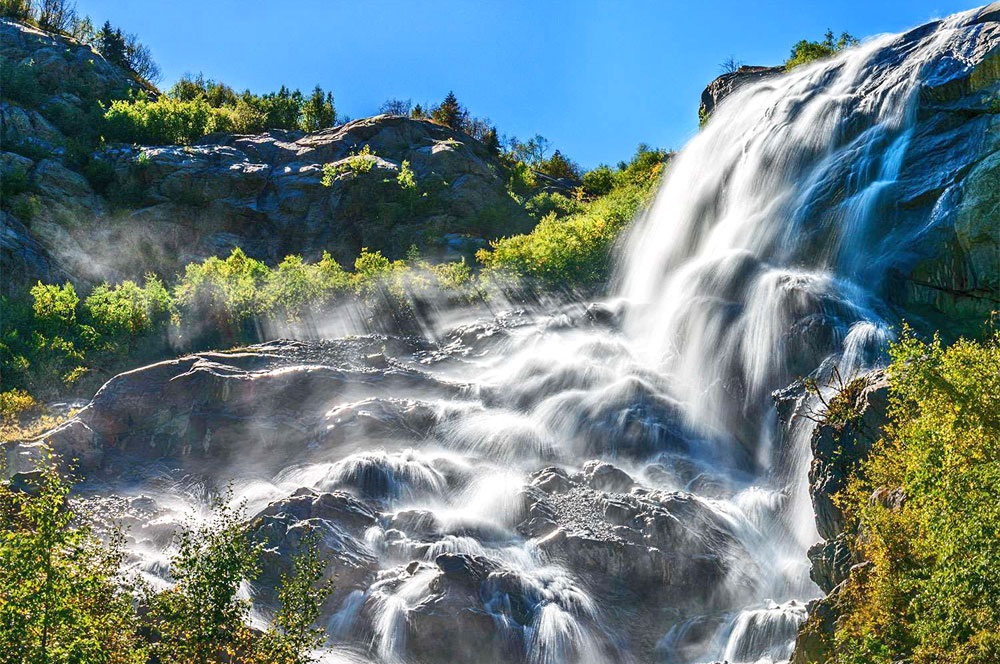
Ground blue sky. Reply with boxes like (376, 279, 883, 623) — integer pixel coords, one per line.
(75, 0, 976, 169)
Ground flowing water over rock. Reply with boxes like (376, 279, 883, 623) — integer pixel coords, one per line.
(14, 6, 999, 664)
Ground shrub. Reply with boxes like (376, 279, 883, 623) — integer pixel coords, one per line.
(104, 95, 233, 145)
(173, 248, 270, 337)
(525, 191, 583, 220)
(0, 388, 36, 423)
(479, 144, 668, 289)
(786, 30, 859, 69)
(84, 275, 172, 339)
(0, 0, 33, 21)
(581, 165, 615, 197)
(536, 149, 581, 180)
(833, 327, 1000, 663)
(263, 253, 350, 323)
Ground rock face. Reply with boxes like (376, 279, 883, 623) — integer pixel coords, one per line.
(780, 369, 892, 664)
(1, 18, 532, 294)
(6, 338, 462, 475)
(697, 6, 1000, 330)
(699, 65, 785, 120)
(90, 115, 531, 278)
(250, 488, 380, 611)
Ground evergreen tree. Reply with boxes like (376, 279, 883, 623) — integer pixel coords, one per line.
(97, 21, 126, 67)
(538, 150, 581, 180)
(300, 85, 336, 132)
(481, 126, 500, 155)
(410, 103, 426, 119)
(431, 91, 467, 130)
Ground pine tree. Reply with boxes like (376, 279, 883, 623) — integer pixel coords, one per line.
(431, 91, 467, 130)
(97, 21, 126, 67)
(301, 85, 336, 132)
(481, 127, 500, 155)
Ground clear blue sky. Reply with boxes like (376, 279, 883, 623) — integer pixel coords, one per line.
(76, 0, 976, 169)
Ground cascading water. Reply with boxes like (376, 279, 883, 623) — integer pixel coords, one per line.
(63, 7, 998, 664)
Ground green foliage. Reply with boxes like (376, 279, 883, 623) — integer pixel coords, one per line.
(321, 144, 377, 184)
(84, 275, 172, 339)
(525, 191, 583, 220)
(0, 55, 43, 107)
(0, 388, 37, 423)
(832, 327, 1000, 664)
(256, 532, 334, 664)
(173, 247, 270, 337)
(581, 165, 615, 197)
(431, 90, 467, 130)
(478, 143, 668, 289)
(31, 282, 78, 332)
(300, 85, 336, 132)
(144, 490, 263, 664)
(0, 457, 143, 663)
(786, 30, 859, 69)
(0, 0, 33, 21)
(263, 253, 350, 323)
(104, 94, 233, 145)
(0, 461, 333, 663)
(535, 149, 581, 180)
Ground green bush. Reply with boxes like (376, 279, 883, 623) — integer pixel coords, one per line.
(832, 327, 1000, 663)
(478, 144, 668, 289)
(786, 30, 859, 69)
(1, 465, 331, 664)
(263, 253, 350, 323)
(173, 247, 270, 337)
(104, 95, 233, 145)
(525, 191, 583, 220)
(581, 165, 615, 197)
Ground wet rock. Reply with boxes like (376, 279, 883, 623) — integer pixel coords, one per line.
(249, 488, 379, 610)
(808, 370, 890, 541)
(321, 397, 439, 445)
(30, 339, 464, 474)
(519, 478, 756, 608)
(807, 534, 854, 593)
(528, 466, 576, 493)
(578, 459, 635, 493)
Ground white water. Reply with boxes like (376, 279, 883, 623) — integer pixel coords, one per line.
(88, 8, 996, 664)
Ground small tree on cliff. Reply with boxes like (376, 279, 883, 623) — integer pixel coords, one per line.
(301, 85, 336, 132)
(97, 21, 127, 67)
(431, 91, 467, 130)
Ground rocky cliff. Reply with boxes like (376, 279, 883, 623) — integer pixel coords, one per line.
(698, 7, 999, 331)
(0, 18, 531, 297)
(699, 65, 785, 121)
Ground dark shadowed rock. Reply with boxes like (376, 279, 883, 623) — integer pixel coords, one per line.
(808, 370, 890, 541)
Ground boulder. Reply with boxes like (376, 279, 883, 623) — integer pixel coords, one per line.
(518, 464, 757, 609)
(808, 370, 890, 541)
(249, 488, 380, 611)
